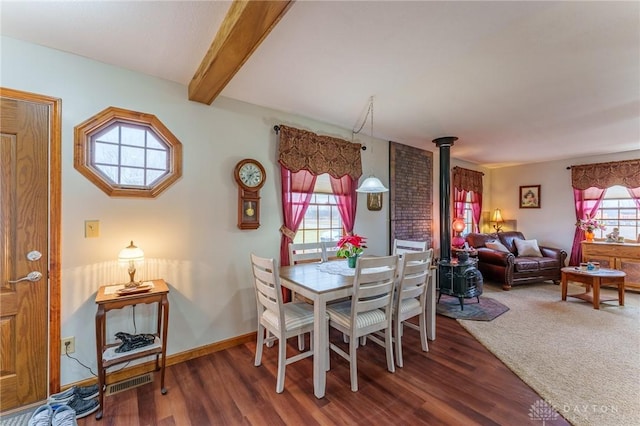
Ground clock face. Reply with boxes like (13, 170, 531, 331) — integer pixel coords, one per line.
(238, 162, 263, 188)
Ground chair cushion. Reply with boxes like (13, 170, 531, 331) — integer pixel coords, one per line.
(327, 300, 388, 329)
(514, 239, 543, 257)
(537, 257, 561, 269)
(262, 302, 314, 331)
(486, 240, 510, 253)
(398, 298, 421, 314)
(513, 258, 541, 272)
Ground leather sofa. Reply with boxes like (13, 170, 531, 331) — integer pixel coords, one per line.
(465, 231, 567, 290)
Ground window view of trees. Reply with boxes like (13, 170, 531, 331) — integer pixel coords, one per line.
(295, 174, 344, 245)
(594, 185, 639, 240)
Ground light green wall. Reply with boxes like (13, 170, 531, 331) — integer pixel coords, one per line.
(1, 36, 389, 385)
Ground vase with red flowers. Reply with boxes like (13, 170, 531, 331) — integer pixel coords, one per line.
(336, 234, 367, 268)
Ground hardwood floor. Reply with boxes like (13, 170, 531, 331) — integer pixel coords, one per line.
(79, 317, 570, 425)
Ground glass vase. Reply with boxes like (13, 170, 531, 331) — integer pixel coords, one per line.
(347, 255, 358, 268)
(585, 230, 595, 242)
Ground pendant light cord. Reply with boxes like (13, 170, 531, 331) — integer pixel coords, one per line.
(352, 96, 374, 136)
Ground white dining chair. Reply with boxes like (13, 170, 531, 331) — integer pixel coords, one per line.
(288, 242, 327, 264)
(287, 241, 327, 349)
(326, 255, 398, 391)
(392, 249, 433, 367)
(250, 253, 319, 393)
(392, 239, 427, 256)
(322, 240, 341, 261)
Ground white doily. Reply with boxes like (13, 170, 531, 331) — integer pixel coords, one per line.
(317, 261, 392, 277)
(317, 261, 355, 276)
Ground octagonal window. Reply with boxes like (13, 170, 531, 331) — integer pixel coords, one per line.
(74, 107, 182, 197)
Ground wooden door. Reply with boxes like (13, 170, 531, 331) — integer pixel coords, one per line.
(0, 95, 51, 410)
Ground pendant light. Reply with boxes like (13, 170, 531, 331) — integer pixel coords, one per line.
(354, 97, 389, 193)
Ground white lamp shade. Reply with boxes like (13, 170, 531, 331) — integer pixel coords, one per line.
(356, 176, 389, 193)
(118, 241, 144, 264)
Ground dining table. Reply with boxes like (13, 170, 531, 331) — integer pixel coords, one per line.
(279, 259, 436, 398)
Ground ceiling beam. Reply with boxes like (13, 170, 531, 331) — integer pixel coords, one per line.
(188, 0, 294, 105)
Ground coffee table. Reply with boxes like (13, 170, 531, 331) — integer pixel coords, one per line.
(561, 266, 625, 309)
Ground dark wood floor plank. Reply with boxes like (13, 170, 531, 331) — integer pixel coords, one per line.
(79, 316, 570, 425)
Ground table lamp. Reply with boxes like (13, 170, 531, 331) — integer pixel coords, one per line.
(452, 217, 466, 248)
(118, 241, 144, 288)
(492, 208, 505, 232)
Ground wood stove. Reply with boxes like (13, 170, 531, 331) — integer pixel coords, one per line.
(432, 136, 483, 310)
(438, 258, 483, 310)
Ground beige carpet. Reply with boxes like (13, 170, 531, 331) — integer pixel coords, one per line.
(458, 282, 640, 426)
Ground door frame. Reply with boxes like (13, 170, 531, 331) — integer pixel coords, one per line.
(1, 87, 62, 395)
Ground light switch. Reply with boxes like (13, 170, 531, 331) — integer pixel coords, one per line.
(85, 220, 100, 238)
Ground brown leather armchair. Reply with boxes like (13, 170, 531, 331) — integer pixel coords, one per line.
(465, 231, 567, 290)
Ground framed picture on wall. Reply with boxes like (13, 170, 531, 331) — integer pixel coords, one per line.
(367, 193, 383, 211)
(519, 185, 541, 208)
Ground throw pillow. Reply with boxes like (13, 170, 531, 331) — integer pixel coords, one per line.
(486, 241, 510, 253)
(514, 239, 543, 257)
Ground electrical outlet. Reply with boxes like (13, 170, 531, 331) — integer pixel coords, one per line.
(85, 220, 100, 238)
(61, 337, 75, 355)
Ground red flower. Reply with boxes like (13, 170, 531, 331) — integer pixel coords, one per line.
(336, 234, 367, 258)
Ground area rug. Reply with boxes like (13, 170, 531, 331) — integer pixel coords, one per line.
(0, 408, 34, 426)
(436, 294, 509, 321)
(459, 282, 640, 426)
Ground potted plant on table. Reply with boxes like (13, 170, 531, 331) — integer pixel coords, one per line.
(576, 216, 606, 242)
(336, 234, 367, 268)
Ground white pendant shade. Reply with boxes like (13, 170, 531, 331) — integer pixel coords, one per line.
(356, 176, 389, 193)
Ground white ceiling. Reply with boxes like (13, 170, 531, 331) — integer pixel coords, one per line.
(2, 1, 639, 168)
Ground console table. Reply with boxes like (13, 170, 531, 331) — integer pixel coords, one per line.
(581, 241, 640, 291)
(94, 279, 169, 420)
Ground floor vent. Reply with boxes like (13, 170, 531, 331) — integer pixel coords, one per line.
(105, 373, 153, 396)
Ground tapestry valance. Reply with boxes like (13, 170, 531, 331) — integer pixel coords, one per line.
(452, 166, 484, 193)
(277, 125, 362, 180)
(571, 159, 640, 190)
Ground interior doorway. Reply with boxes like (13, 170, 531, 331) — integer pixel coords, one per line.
(0, 88, 61, 411)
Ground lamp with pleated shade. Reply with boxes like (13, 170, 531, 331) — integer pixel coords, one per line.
(118, 241, 144, 288)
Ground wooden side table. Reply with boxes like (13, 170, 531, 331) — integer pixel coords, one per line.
(94, 279, 169, 420)
(561, 267, 625, 309)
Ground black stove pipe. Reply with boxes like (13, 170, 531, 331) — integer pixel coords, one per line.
(432, 136, 458, 262)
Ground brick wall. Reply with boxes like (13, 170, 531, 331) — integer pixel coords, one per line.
(389, 142, 433, 253)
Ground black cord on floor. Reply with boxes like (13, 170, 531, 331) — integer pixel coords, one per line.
(64, 345, 97, 377)
(64, 345, 130, 377)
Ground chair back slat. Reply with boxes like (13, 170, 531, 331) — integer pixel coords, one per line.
(352, 255, 398, 316)
(251, 253, 284, 321)
(289, 242, 326, 264)
(323, 241, 341, 261)
(397, 249, 433, 305)
(392, 239, 428, 255)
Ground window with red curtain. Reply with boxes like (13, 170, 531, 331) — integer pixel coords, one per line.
(569, 159, 640, 265)
(452, 167, 483, 234)
(277, 125, 362, 301)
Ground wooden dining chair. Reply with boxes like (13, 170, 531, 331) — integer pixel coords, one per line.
(250, 253, 318, 393)
(326, 255, 398, 391)
(392, 239, 427, 256)
(392, 249, 433, 367)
